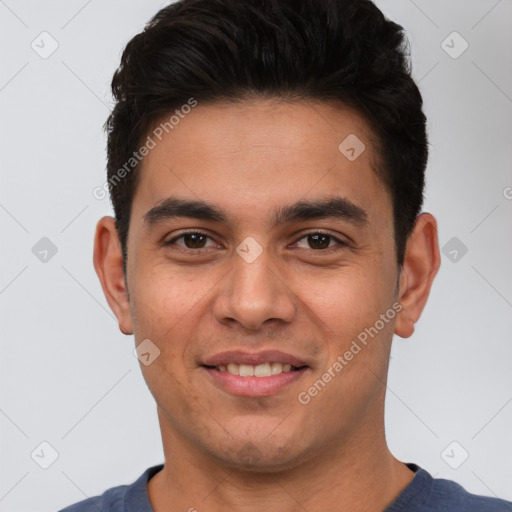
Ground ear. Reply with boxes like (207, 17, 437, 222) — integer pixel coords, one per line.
(93, 216, 133, 335)
(395, 213, 441, 339)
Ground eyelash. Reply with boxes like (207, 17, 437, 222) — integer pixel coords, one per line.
(165, 230, 349, 254)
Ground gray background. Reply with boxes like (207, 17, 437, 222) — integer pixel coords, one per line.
(1, 0, 511, 510)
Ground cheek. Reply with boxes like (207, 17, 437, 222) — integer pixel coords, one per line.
(294, 265, 395, 392)
(130, 264, 222, 376)
(130, 265, 200, 333)
(294, 268, 385, 339)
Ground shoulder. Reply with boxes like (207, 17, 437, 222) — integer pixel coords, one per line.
(57, 464, 164, 512)
(426, 474, 512, 512)
(388, 464, 512, 512)
(57, 484, 126, 512)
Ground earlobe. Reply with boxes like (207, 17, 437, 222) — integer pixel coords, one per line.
(394, 213, 441, 339)
(93, 216, 133, 335)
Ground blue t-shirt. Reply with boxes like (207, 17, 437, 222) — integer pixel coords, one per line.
(58, 462, 512, 511)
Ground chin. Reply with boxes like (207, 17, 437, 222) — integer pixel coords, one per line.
(209, 435, 311, 474)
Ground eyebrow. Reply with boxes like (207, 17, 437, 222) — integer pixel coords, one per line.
(143, 196, 369, 228)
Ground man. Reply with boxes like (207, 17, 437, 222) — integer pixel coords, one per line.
(60, 0, 512, 510)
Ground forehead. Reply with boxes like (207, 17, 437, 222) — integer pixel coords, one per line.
(131, 99, 391, 230)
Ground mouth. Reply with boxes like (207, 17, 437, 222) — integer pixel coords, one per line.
(205, 362, 304, 377)
(201, 350, 310, 397)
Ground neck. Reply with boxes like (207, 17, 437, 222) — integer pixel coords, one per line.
(148, 408, 414, 512)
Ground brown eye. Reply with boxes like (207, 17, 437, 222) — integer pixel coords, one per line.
(294, 232, 348, 252)
(182, 233, 208, 248)
(166, 231, 218, 251)
(307, 233, 331, 249)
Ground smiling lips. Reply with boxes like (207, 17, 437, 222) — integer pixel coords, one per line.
(217, 362, 296, 377)
(202, 350, 310, 396)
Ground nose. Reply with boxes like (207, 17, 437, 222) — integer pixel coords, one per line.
(212, 243, 296, 331)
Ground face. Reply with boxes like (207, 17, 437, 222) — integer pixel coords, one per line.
(96, 98, 436, 472)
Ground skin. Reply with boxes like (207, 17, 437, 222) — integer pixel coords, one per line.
(94, 98, 440, 512)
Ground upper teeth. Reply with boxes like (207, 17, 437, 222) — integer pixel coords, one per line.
(216, 362, 294, 377)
